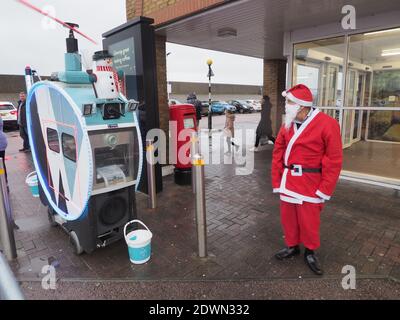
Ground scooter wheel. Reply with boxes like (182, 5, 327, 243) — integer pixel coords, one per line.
(69, 231, 84, 255)
(47, 207, 58, 227)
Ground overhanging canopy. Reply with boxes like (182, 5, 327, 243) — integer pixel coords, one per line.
(156, 0, 400, 59)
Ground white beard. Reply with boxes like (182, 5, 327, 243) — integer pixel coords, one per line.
(284, 103, 301, 129)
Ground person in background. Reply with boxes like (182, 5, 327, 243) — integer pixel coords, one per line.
(250, 95, 276, 152)
(0, 116, 8, 182)
(0, 116, 18, 229)
(17, 92, 30, 152)
(224, 108, 239, 155)
(186, 93, 202, 127)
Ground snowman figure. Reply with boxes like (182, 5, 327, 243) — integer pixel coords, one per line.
(92, 50, 119, 99)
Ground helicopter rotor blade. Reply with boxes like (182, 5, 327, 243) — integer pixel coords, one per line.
(17, 0, 98, 45)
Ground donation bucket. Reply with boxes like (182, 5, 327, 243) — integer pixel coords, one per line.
(124, 220, 152, 264)
(25, 171, 39, 197)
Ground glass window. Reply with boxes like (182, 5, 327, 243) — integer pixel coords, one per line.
(346, 29, 400, 142)
(89, 129, 138, 190)
(292, 30, 400, 185)
(62, 133, 76, 162)
(293, 37, 346, 120)
(341, 28, 400, 182)
(0, 104, 14, 111)
(47, 128, 60, 153)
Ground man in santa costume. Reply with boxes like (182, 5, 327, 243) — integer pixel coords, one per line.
(271, 84, 343, 275)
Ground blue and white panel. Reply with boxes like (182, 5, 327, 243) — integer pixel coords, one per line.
(27, 81, 93, 221)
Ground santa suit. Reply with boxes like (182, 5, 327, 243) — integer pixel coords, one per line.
(271, 108, 343, 250)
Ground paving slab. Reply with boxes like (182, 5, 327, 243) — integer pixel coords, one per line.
(1, 116, 400, 299)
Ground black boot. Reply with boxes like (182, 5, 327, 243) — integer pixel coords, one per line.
(304, 248, 323, 275)
(275, 245, 300, 260)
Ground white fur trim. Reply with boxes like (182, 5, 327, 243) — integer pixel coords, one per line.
(316, 190, 331, 200)
(286, 91, 313, 107)
(284, 108, 320, 166)
(278, 109, 325, 205)
(280, 195, 303, 204)
(273, 188, 281, 193)
(282, 90, 287, 97)
(279, 168, 325, 204)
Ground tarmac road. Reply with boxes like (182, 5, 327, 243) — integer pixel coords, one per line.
(20, 277, 400, 300)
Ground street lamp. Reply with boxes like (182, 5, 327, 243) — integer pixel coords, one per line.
(207, 58, 214, 132)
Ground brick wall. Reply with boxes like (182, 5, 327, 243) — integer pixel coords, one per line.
(263, 59, 287, 135)
(125, 0, 136, 18)
(126, 0, 227, 142)
(126, 0, 225, 25)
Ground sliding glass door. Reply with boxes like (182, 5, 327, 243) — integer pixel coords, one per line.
(292, 28, 400, 185)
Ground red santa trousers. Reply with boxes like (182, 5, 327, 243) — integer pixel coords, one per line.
(280, 200, 324, 250)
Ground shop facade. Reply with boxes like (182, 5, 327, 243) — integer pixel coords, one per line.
(285, 11, 400, 188)
(126, 0, 400, 189)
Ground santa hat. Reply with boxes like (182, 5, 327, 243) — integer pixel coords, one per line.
(282, 84, 313, 107)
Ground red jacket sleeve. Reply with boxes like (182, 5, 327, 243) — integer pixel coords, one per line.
(271, 126, 287, 191)
(315, 119, 343, 200)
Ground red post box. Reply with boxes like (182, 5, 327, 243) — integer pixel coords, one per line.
(169, 104, 198, 185)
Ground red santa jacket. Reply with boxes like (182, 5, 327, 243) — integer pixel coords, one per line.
(271, 108, 343, 204)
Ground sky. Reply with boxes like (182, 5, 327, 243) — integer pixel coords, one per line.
(0, 0, 263, 85)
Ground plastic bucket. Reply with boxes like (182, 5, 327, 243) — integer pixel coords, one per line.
(124, 220, 152, 264)
(25, 171, 39, 198)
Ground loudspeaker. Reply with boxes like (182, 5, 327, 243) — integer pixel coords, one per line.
(63, 185, 137, 254)
(92, 187, 133, 235)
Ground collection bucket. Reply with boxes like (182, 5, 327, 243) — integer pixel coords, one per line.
(25, 171, 39, 198)
(124, 220, 152, 264)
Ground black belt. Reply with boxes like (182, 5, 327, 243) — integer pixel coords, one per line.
(284, 164, 322, 173)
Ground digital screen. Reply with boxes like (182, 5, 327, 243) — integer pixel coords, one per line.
(183, 118, 195, 129)
(108, 37, 136, 75)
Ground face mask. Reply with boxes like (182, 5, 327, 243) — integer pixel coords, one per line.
(284, 103, 301, 129)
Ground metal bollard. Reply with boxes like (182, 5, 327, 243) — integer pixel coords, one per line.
(192, 153, 207, 258)
(146, 140, 157, 209)
(0, 160, 17, 261)
(0, 252, 24, 300)
(190, 131, 199, 194)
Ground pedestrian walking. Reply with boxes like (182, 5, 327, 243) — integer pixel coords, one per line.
(250, 95, 276, 152)
(224, 109, 239, 155)
(0, 116, 18, 230)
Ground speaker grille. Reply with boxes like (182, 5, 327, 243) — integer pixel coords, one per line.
(99, 196, 127, 226)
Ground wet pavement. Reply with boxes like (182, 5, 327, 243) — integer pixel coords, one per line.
(1, 114, 400, 299)
(19, 278, 400, 300)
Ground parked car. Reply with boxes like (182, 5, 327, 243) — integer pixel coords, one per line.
(246, 100, 262, 111)
(200, 101, 235, 115)
(168, 98, 182, 106)
(0, 102, 18, 129)
(213, 101, 236, 114)
(209, 101, 225, 115)
(227, 100, 254, 113)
